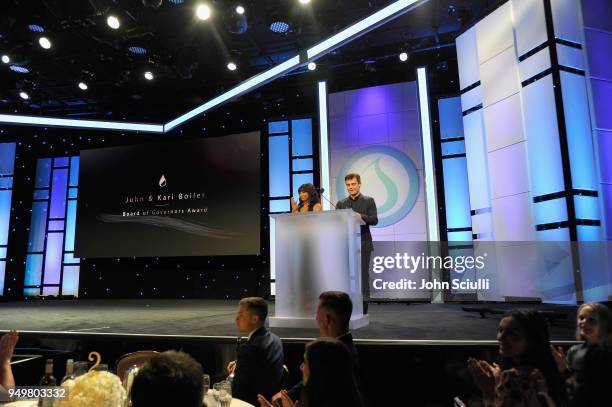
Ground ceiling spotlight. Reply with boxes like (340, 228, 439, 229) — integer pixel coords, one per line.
(27, 24, 44, 33)
(9, 65, 29, 74)
(227, 62, 237, 71)
(298, 0, 311, 4)
(144, 71, 154, 80)
(307, 62, 316, 71)
(38, 36, 52, 49)
(399, 52, 408, 62)
(196, 4, 212, 20)
(235, 5, 245, 15)
(1, 55, 9, 64)
(19, 91, 29, 100)
(78, 82, 88, 90)
(107, 15, 120, 30)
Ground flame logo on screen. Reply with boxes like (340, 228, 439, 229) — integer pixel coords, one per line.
(159, 174, 167, 187)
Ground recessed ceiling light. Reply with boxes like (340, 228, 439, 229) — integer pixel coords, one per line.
(196, 4, 212, 20)
(298, 0, 311, 4)
(399, 52, 408, 62)
(307, 62, 316, 71)
(78, 82, 88, 90)
(1, 55, 9, 64)
(39, 37, 52, 49)
(107, 15, 120, 30)
(236, 5, 245, 15)
(144, 71, 154, 80)
(227, 62, 237, 71)
(19, 91, 29, 100)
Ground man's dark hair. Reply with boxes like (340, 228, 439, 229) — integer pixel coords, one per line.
(239, 297, 268, 322)
(344, 173, 361, 183)
(319, 291, 353, 329)
(131, 351, 204, 407)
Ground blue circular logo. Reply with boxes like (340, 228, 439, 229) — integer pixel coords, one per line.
(336, 146, 419, 228)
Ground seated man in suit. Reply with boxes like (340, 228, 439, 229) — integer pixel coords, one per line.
(281, 291, 359, 402)
(227, 297, 284, 405)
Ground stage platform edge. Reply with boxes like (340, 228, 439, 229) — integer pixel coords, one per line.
(269, 314, 369, 329)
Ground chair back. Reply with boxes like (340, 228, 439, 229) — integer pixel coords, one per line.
(116, 350, 159, 381)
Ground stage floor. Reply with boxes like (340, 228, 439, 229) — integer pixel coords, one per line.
(0, 299, 578, 343)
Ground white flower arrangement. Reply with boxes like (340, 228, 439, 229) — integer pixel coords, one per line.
(54, 371, 126, 407)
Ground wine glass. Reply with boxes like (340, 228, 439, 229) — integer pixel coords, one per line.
(202, 374, 210, 397)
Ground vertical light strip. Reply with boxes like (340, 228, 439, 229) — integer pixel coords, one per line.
(269, 217, 276, 296)
(417, 67, 440, 241)
(318, 81, 331, 210)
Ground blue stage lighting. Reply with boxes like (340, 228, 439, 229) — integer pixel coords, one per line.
(128, 46, 147, 55)
(270, 21, 290, 33)
(9, 65, 29, 74)
(28, 24, 44, 33)
(168, 0, 184, 4)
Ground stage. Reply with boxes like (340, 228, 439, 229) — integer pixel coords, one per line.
(0, 299, 578, 343)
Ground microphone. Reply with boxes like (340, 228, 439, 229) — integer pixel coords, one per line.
(317, 187, 336, 209)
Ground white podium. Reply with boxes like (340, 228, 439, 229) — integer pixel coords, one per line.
(269, 209, 369, 329)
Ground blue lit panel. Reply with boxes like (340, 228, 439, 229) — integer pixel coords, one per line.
(0, 143, 16, 175)
(27, 202, 48, 252)
(0, 248, 6, 258)
(0, 178, 13, 189)
(441, 141, 466, 156)
(33, 190, 50, 200)
(268, 121, 289, 134)
(292, 173, 314, 200)
(34, 159, 52, 188)
(68, 189, 78, 199)
(69, 157, 80, 187)
(48, 220, 65, 231)
(0, 191, 12, 246)
(270, 199, 290, 213)
(438, 97, 464, 139)
(574, 196, 600, 220)
(269, 135, 290, 197)
(44, 232, 63, 285)
(63, 252, 80, 264)
(442, 157, 472, 230)
(23, 287, 39, 296)
(24, 254, 43, 286)
(0, 261, 4, 294)
(64, 200, 77, 251)
(534, 198, 568, 225)
(292, 158, 313, 171)
(49, 168, 68, 219)
(291, 119, 313, 156)
(62, 266, 80, 296)
(447, 231, 472, 241)
(53, 157, 69, 167)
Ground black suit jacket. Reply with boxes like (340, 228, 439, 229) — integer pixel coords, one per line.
(336, 194, 378, 251)
(232, 327, 284, 405)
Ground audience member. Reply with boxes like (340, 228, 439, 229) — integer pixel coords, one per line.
(228, 297, 284, 406)
(551, 302, 612, 374)
(568, 341, 612, 407)
(280, 291, 359, 403)
(131, 350, 204, 407)
(0, 330, 18, 403)
(468, 309, 565, 406)
(258, 338, 363, 407)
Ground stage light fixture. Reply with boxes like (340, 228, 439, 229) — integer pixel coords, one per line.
(227, 5, 248, 34)
(399, 52, 408, 62)
(144, 71, 154, 80)
(227, 62, 237, 71)
(107, 15, 120, 30)
(38, 37, 52, 49)
(142, 0, 163, 8)
(19, 91, 29, 100)
(307, 62, 316, 71)
(9, 65, 29, 74)
(128, 46, 147, 55)
(196, 4, 212, 20)
(269, 21, 290, 33)
(236, 5, 245, 14)
(1, 55, 9, 64)
(78, 82, 88, 90)
(169, 0, 184, 4)
(27, 24, 44, 33)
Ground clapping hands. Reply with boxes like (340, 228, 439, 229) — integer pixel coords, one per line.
(258, 390, 297, 407)
(467, 357, 500, 402)
(550, 345, 567, 373)
(0, 331, 18, 365)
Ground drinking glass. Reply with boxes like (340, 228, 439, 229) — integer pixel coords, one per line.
(219, 380, 232, 407)
(202, 374, 210, 396)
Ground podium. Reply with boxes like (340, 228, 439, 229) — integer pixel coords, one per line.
(269, 209, 369, 329)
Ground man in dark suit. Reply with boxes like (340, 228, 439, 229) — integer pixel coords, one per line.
(281, 291, 359, 403)
(227, 297, 284, 406)
(335, 173, 378, 314)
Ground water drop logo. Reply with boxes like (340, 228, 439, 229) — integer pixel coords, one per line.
(159, 174, 167, 187)
(336, 146, 419, 227)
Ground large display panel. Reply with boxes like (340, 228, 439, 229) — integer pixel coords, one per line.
(75, 132, 260, 257)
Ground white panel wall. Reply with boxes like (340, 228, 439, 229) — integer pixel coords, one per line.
(511, 0, 548, 56)
(480, 47, 521, 107)
(476, 2, 514, 64)
(456, 27, 480, 89)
